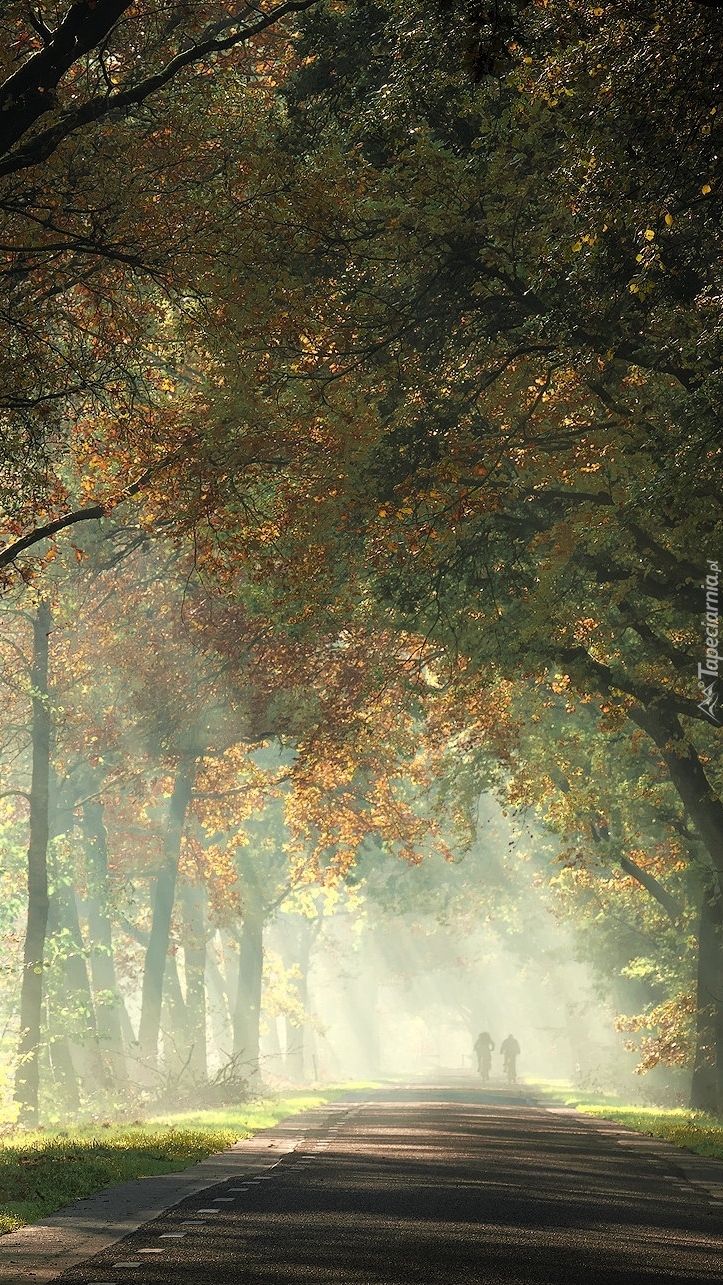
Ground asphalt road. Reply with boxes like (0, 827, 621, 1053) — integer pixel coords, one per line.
(18, 1081, 723, 1283)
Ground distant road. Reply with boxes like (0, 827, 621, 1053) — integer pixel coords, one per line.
(45, 1079, 723, 1282)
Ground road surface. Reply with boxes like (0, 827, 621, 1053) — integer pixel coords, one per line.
(12, 1080, 723, 1283)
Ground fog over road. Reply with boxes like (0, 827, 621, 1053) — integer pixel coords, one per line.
(40, 1081, 723, 1283)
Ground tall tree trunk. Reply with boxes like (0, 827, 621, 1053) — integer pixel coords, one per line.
(629, 706, 723, 874)
(138, 756, 196, 1072)
(14, 600, 52, 1126)
(283, 917, 314, 1082)
(206, 933, 234, 1066)
(160, 953, 189, 1085)
(46, 874, 108, 1102)
(82, 800, 129, 1087)
(691, 881, 723, 1113)
(628, 704, 723, 1102)
(180, 882, 207, 1085)
(233, 897, 264, 1083)
(46, 1025, 80, 1111)
(347, 957, 381, 1079)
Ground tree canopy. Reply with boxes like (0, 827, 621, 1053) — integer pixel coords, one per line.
(0, 0, 722, 1122)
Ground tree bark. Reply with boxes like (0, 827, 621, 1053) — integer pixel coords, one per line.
(14, 601, 52, 1126)
(138, 756, 196, 1072)
(46, 1029, 80, 1111)
(160, 953, 189, 1084)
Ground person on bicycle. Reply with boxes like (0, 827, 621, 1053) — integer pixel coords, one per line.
(474, 1030, 494, 1081)
(500, 1033, 520, 1083)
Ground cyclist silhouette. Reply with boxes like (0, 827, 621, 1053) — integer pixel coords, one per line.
(500, 1033, 520, 1083)
(473, 1031, 495, 1082)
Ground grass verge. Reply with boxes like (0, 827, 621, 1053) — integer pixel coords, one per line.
(525, 1077, 723, 1164)
(570, 1103, 723, 1162)
(0, 1086, 361, 1235)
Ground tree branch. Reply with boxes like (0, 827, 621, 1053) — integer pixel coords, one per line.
(0, 0, 320, 178)
(619, 852, 683, 926)
(0, 434, 199, 571)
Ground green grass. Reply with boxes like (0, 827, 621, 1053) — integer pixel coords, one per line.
(0, 1086, 359, 1235)
(570, 1104, 723, 1161)
(525, 1077, 723, 1163)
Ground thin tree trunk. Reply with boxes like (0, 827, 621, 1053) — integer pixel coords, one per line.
(46, 875, 108, 1099)
(82, 800, 129, 1087)
(283, 917, 314, 1082)
(233, 898, 264, 1082)
(206, 933, 234, 1066)
(160, 952, 188, 1082)
(46, 1031, 80, 1111)
(14, 601, 52, 1126)
(180, 882, 207, 1084)
(628, 706, 723, 874)
(138, 756, 196, 1071)
(43, 882, 81, 1111)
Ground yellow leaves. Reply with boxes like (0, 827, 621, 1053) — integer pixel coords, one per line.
(702, 183, 712, 195)
(643, 228, 655, 241)
(664, 213, 674, 227)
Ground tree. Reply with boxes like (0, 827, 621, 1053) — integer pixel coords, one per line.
(0, 0, 321, 582)
(221, 0, 723, 1102)
(13, 600, 52, 1125)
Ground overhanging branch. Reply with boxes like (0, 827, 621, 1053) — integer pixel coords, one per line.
(0, 434, 198, 572)
(0, 0, 320, 178)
